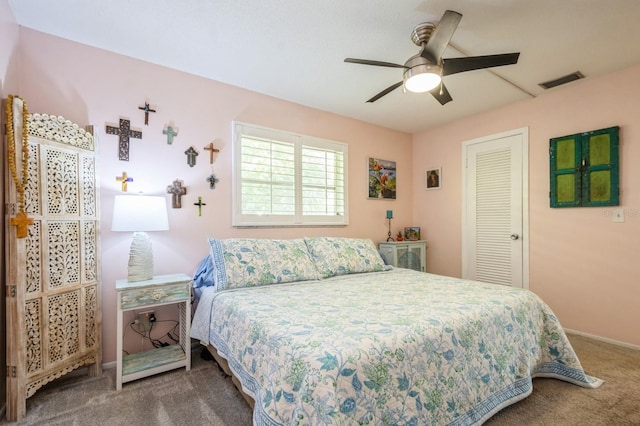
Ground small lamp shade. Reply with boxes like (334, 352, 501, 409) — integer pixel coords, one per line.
(386, 210, 393, 219)
(112, 195, 169, 282)
(112, 195, 169, 232)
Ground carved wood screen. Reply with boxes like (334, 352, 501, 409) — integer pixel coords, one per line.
(5, 102, 102, 421)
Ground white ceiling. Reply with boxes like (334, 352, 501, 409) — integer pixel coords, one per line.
(8, 0, 640, 134)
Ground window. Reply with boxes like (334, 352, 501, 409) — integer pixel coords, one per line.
(550, 126, 619, 208)
(232, 122, 348, 226)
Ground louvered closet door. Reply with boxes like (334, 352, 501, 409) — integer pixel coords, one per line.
(462, 128, 528, 288)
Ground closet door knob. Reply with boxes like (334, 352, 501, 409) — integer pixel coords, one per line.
(510, 234, 519, 240)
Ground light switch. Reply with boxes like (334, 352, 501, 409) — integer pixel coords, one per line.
(612, 209, 624, 223)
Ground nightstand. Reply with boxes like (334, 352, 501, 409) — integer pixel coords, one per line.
(379, 240, 427, 272)
(115, 273, 192, 390)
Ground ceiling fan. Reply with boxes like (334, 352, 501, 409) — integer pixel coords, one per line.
(344, 10, 520, 105)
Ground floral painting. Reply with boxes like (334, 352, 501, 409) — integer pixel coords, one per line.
(368, 157, 396, 199)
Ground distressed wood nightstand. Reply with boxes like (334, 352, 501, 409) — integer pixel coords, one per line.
(115, 273, 192, 390)
(379, 240, 427, 272)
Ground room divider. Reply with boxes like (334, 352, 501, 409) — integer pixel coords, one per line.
(4, 96, 102, 421)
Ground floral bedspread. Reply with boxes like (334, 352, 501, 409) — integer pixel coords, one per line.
(191, 269, 601, 425)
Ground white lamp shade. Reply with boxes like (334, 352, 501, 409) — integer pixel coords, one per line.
(111, 195, 169, 232)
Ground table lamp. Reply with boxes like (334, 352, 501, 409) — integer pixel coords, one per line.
(111, 194, 169, 282)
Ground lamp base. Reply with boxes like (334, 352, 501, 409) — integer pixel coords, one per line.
(127, 232, 154, 282)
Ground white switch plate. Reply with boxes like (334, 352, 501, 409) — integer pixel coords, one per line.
(612, 208, 624, 223)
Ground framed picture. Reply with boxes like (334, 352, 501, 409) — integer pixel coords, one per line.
(404, 227, 421, 241)
(368, 157, 397, 199)
(425, 167, 441, 190)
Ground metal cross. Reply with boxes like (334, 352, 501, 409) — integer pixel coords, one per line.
(106, 118, 142, 161)
(116, 171, 134, 192)
(206, 173, 219, 189)
(138, 102, 156, 125)
(185, 146, 198, 167)
(166, 179, 187, 208)
(194, 196, 206, 216)
(163, 125, 178, 144)
(203, 142, 219, 164)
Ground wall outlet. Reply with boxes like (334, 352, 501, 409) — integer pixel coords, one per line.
(136, 310, 155, 334)
(612, 209, 624, 223)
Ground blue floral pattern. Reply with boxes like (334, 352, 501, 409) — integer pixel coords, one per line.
(192, 269, 602, 425)
(208, 238, 318, 291)
(305, 237, 391, 278)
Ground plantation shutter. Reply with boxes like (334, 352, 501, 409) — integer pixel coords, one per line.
(233, 122, 348, 226)
(301, 144, 345, 217)
(240, 135, 295, 217)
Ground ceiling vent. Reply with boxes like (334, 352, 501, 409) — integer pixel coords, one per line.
(538, 71, 585, 89)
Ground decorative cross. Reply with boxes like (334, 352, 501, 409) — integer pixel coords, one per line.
(194, 196, 206, 216)
(206, 173, 219, 189)
(166, 179, 187, 208)
(138, 102, 156, 125)
(11, 211, 33, 239)
(163, 125, 178, 144)
(185, 146, 198, 167)
(106, 118, 142, 161)
(203, 142, 219, 164)
(116, 171, 134, 192)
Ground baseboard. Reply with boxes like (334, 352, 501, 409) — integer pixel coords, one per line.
(564, 328, 640, 351)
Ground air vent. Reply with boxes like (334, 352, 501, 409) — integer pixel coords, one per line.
(538, 71, 585, 89)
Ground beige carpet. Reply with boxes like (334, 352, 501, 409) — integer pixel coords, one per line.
(2, 334, 638, 425)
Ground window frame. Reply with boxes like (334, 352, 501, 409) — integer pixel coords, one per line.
(232, 122, 348, 227)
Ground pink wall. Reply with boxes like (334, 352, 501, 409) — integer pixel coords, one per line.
(413, 65, 640, 347)
(16, 29, 413, 363)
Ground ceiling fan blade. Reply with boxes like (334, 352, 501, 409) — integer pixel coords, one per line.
(366, 81, 403, 103)
(430, 82, 453, 105)
(421, 10, 462, 63)
(442, 52, 520, 76)
(344, 58, 407, 68)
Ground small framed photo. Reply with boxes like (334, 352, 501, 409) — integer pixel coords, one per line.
(404, 227, 421, 241)
(425, 167, 441, 190)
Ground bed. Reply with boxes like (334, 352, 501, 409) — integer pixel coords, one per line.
(190, 237, 602, 425)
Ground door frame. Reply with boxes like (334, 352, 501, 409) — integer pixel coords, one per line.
(461, 127, 530, 289)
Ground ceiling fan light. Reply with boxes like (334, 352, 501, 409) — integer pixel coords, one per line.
(404, 64, 442, 93)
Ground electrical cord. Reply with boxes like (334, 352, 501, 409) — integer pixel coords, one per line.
(129, 319, 179, 348)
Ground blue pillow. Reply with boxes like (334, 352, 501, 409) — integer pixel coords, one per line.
(193, 255, 214, 288)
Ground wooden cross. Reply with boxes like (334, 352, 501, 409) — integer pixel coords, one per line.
(203, 142, 219, 164)
(166, 179, 187, 208)
(106, 118, 142, 161)
(194, 196, 206, 216)
(10, 211, 33, 239)
(116, 172, 133, 192)
(163, 125, 178, 144)
(138, 102, 156, 125)
(185, 146, 198, 167)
